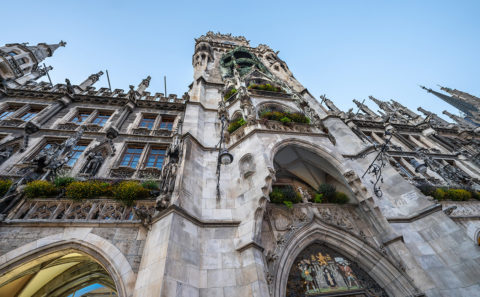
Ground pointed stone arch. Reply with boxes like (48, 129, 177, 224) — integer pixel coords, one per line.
(253, 138, 350, 243)
(0, 231, 135, 297)
(272, 215, 421, 297)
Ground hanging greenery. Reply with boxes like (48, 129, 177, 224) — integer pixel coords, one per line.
(224, 88, 238, 101)
(248, 83, 285, 93)
(260, 110, 310, 124)
(227, 118, 247, 133)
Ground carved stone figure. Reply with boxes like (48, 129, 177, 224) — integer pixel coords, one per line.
(65, 78, 74, 96)
(0, 146, 14, 165)
(81, 151, 104, 176)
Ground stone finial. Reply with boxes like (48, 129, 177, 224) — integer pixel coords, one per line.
(79, 71, 104, 90)
(136, 76, 151, 95)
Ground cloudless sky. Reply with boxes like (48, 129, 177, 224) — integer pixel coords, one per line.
(3, 0, 479, 120)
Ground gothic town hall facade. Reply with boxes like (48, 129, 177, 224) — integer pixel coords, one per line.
(0, 33, 479, 297)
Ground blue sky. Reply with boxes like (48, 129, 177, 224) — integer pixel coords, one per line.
(4, 0, 479, 119)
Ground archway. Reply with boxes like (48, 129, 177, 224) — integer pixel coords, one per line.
(271, 142, 355, 204)
(0, 232, 135, 297)
(0, 249, 117, 297)
(272, 216, 421, 297)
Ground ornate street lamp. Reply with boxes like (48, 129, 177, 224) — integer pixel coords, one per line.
(216, 114, 233, 199)
(361, 129, 393, 197)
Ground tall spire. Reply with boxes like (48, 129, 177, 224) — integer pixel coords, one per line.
(438, 85, 480, 103)
(420, 85, 477, 117)
(27, 41, 66, 63)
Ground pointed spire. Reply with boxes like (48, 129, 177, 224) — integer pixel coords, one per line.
(136, 76, 151, 95)
(417, 107, 449, 125)
(391, 100, 420, 119)
(319, 94, 340, 113)
(353, 99, 379, 118)
(368, 95, 393, 113)
(442, 110, 476, 129)
(27, 41, 66, 62)
(420, 85, 477, 117)
(79, 71, 104, 90)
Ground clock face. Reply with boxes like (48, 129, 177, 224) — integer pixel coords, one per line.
(220, 47, 269, 78)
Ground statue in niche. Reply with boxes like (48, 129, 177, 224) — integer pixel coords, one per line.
(0, 146, 14, 166)
(156, 142, 181, 211)
(81, 151, 105, 176)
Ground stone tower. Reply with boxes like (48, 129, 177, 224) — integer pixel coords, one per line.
(0, 33, 479, 297)
(0, 41, 65, 87)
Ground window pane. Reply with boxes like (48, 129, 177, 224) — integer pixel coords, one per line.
(0, 111, 14, 120)
(92, 114, 110, 126)
(121, 146, 143, 168)
(21, 112, 37, 121)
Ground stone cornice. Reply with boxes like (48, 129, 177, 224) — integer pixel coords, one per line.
(5, 88, 186, 110)
(386, 203, 442, 223)
(152, 204, 241, 228)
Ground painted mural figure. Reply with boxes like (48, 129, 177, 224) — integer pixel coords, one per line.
(297, 260, 317, 292)
(287, 245, 379, 296)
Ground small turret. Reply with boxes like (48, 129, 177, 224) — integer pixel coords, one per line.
(0, 41, 66, 87)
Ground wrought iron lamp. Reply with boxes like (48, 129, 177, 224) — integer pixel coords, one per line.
(216, 114, 233, 199)
(361, 130, 393, 197)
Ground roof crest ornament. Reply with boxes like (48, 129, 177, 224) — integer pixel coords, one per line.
(195, 31, 250, 46)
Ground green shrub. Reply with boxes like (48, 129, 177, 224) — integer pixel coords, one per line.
(259, 110, 310, 124)
(54, 176, 76, 188)
(227, 118, 247, 133)
(65, 181, 113, 201)
(445, 189, 471, 201)
(314, 193, 323, 203)
(317, 184, 336, 201)
(113, 181, 150, 206)
(24, 180, 57, 198)
(141, 180, 159, 191)
(288, 112, 310, 124)
(333, 192, 349, 204)
(417, 183, 435, 196)
(283, 201, 293, 208)
(248, 83, 285, 93)
(269, 185, 302, 205)
(0, 179, 13, 197)
(224, 88, 237, 100)
(432, 188, 446, 201)
(260, 111, 285, 121)
(471, 191, 480, 201)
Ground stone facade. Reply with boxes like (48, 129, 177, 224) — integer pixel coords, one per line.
(0, 33, 479, 296)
